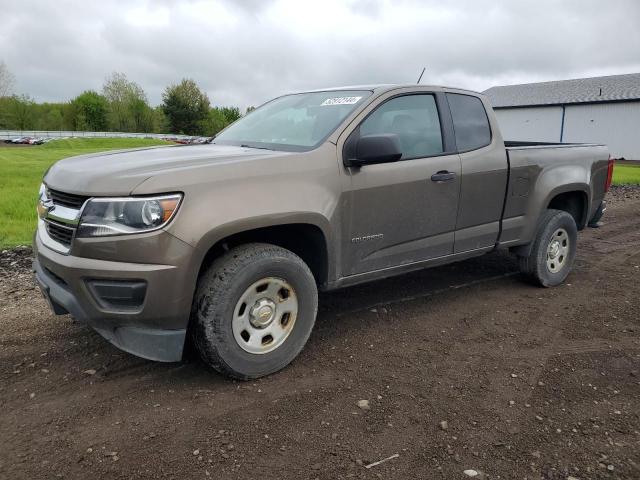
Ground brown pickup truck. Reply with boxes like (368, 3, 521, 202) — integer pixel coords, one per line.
(34, 84, 614, 379)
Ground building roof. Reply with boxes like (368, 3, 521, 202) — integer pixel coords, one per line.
(483, 73, 640, 108)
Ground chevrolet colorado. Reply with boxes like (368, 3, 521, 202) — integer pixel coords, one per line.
(33, 85, 614, 379)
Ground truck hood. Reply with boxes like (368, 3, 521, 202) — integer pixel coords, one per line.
(44, 144, 287, 195)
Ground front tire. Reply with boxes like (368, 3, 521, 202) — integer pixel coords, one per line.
(518, 209, 578, 287)
(192, 243, 318, 380)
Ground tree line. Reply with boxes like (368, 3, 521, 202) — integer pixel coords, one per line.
(0, 63, 245, 136)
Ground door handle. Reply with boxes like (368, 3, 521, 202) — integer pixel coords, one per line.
(431, 171, 456, 182)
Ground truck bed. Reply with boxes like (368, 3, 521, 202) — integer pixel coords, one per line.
(498, 141, 610, 249)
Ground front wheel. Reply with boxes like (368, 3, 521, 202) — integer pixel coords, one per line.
(192, 243, 318, 380)
(518, 209, 578, 287)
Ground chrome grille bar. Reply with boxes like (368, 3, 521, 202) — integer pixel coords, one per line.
(38, 187, 89, 254)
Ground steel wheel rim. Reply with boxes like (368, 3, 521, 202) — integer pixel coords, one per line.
(232, 277, 298, 354)
(546, 228, 569, 273)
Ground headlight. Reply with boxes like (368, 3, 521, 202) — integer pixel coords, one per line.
(77, 194, 182, 237)
(36, 183, 48, 219)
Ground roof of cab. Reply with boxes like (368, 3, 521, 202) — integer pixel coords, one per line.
(300, 84, 484, 96)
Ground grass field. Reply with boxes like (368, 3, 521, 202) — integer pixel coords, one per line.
(0, 138, 171, 248)
(612, 164, 640, 186)
(1, 139, 639, 248)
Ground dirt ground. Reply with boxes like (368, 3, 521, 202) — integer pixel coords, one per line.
(1, 187, 639, 480)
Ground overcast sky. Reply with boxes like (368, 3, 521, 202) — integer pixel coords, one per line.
(1, 0, 639, 109)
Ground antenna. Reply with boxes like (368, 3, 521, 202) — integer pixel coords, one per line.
(417, 67, 426, 84)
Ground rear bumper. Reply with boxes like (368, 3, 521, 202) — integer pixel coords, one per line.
(33, 232, 195, 362)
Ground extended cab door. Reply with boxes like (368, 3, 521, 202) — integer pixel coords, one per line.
(340, 91, 462, 276)
(446, 93, 509, 253)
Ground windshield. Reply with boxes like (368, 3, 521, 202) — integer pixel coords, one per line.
(213, 90, 371, 151)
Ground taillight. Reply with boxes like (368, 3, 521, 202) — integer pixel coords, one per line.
(604, 156, 615, 192)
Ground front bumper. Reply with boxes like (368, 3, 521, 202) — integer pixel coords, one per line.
(33, 231, 196, 362)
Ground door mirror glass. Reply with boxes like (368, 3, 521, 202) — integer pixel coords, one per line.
(347, 133, 402, 166)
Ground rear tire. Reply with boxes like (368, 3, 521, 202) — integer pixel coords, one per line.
(518, 209, 577, 287)
(192, 243, 318, 380)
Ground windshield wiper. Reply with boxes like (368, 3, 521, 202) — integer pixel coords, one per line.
(207, 139, 274, 151)
(240, 144, 273, 151)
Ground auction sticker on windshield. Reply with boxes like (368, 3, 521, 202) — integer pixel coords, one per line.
(321, 96, 362, 106)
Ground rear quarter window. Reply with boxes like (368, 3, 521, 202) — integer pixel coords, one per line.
(446, 93, 491, 152)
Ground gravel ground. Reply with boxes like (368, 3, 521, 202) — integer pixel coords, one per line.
(1, 186, 639, 480)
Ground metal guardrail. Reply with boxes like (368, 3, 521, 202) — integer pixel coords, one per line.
(0, 130, 199, 141)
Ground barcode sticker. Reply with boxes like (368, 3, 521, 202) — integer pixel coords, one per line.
(321, 96, 362, 106)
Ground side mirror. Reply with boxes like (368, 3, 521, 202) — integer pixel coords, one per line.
(346, 133, 402, 167)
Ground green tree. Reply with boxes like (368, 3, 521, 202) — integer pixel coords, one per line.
(70, 90, 109, 131)
(199, 108, 227, 137)
(0, 97, 12, 127)
(161, 78, 210, 135)
(61, 103, 77, 130)
(199, 106, 243, 137)
(2, 95, 37, 129)
(42, 107, 64, 130)
(151, 106, 169, 133)
(129, 96, 155, 132)
(103, 72, 152, 132)
(31, 103, 68, 130)
(220, 106, 241, 124)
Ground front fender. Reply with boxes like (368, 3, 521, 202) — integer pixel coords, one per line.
(193, 212, 334, 262)
(172, 212, 335, 311)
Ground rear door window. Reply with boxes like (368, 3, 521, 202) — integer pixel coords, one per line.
(446, 93, 491, 152)
(360, 94, 443, 159)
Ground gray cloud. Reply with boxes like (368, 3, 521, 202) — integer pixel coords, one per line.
(1, 0, 639, 110)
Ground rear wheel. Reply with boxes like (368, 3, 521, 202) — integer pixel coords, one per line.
(192, 243, 318, 380)
(518, 209, 577, 287)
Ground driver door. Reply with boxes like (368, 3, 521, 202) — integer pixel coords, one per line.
(341, 93, 461, 276)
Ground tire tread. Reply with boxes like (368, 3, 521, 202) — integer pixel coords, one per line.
(191, 243, 316, 380)
(518, 209, 577, 287)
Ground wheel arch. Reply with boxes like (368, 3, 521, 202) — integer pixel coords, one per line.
(546, 188, 589, 230)
(192, 214, 334, 289)
(511, 184, 589, 258)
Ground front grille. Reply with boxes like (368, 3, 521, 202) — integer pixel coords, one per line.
(46, 221, 75, 246)
(48, 188, 89, 209)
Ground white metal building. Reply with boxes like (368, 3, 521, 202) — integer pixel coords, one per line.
(484, 73, 640, 159)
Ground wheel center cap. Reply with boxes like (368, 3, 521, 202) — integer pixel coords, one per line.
(250, 298, 276, 328)
(549, 241, 560, 259)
